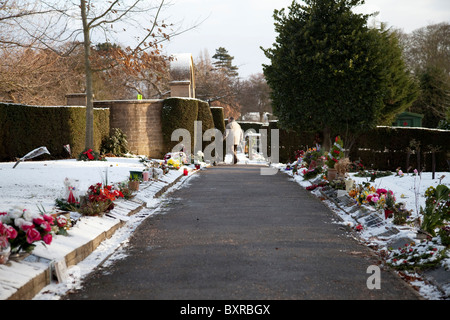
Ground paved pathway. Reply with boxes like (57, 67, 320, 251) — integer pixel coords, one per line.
(64, 165, 420, 300)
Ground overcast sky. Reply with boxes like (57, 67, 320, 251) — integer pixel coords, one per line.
(160, 0, 450, 79)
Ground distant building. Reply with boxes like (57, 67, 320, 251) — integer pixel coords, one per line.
(393, 111, 424, 127)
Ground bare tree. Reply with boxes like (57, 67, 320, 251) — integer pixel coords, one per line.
(237, 73, 272, 119)
(4, 0, 197, 149)
(0, 46, 84, 104)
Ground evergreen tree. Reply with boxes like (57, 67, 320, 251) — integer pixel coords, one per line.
(212, 47, 239, 77)
(262, 0, 417, 150)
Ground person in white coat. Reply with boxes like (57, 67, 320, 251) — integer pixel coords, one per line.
(223, 117, 243, 164)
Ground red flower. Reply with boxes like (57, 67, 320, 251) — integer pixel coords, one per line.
(43, 234, 52, 245)
(26, 228, 41, 244)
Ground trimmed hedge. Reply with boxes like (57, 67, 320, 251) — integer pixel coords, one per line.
(197, 100, 215, 151)
(211, 107, 226, 134)
(161, 98, 198, 153)
(0, 103, 109, 162)
(162, 98, 222, 154)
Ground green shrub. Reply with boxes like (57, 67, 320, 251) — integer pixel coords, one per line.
(0, 103, 109, 161)
(197, 100, 214, 132)
(211, 107, 226, 133)
(420, 185, 450, 236)
(100, 128, 129, 156)
(161, 98, 198, 153)
(197, 100, 215, 151)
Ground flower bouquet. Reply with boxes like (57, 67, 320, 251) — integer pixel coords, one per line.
(0, 206, 53, 254)
(77, 148, 104, 161)
(52, 215, 72, 236)
(0, 221, 17, 264)
(326, 136, 344, 169)
(79, 183, 124, 216)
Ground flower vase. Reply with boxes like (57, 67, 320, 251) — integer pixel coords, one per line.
(327, 168, 337, 181)
(128, 180, 139, 191)
(0, 243, 11, 265)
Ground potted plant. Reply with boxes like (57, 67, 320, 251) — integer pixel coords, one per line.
(326, 136, 344, 181)
(129, 170, 143, 180)
(128, 174, 140, 191)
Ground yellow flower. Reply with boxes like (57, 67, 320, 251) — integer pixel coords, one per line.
(168, 158, 180, 167)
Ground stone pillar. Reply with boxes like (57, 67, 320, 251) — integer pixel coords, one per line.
(170, 81, 193, 98)
(94, 99, 165, 158)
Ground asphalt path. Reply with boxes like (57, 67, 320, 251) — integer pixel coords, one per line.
(63, 165, 421, 300)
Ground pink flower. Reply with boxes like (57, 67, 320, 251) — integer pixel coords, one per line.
(43, 234, 52, 245)
(40, 221, 52, 232)
(33, 217, 45, 225)
(56, 216, 67, 227)
(26, 228, 41, 244)
(21, 222, 34, 231)
(43, 214, 54, 224)
(4, 225, 17, 239)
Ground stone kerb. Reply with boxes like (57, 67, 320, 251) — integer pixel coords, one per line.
(94, 99, 165, 158)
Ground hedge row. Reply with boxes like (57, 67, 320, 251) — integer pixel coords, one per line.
(210, 107, 226, 134)
(161, 98, 217, 154)
(0, 103, 109, 162)
(239, 120, 450, 172)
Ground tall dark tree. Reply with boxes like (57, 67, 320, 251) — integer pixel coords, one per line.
(411, 66, 450, 127)
(212, 47, 239, 77)
(262, 0, 417, 150)
(402, 23, 450, 127)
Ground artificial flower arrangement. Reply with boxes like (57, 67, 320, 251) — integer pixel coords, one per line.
(52, 214, 72, 236)
(294, 147, 327, 180)
(56, 182, 125, 216)
(77, 148, 105, 161)
(167, 158, 181, 169)
(0, 220, 17, 263)
(348, 183, 412, 224)
(326, 136, 345, 169)
(79, 183, 124, 216)
(0, 206, 54, 254)
(386, 240, 446, 271)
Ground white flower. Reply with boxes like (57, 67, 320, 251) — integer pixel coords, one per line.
(14, 218, 26, 229)
(22, 209, 38, 222)
(8, 206, 24, 219)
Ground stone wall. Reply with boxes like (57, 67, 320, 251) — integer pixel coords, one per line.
(94, 99, 165, 158)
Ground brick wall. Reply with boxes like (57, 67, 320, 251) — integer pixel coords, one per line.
(94, 99, 165, 158)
